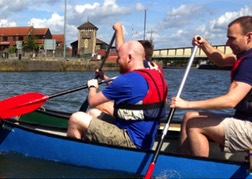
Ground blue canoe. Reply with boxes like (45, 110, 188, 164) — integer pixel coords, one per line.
(0, 112, 251, 178)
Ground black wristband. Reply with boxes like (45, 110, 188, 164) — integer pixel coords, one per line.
(89, 85, 96, 89)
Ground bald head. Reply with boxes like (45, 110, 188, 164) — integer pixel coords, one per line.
(117, 41, 145, 73)
(123, 41, 145, 58)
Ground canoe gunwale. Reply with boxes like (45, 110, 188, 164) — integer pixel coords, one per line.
(7, 118, 67, 132)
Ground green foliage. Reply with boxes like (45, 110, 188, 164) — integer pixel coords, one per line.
(23, 36, 39, 52)
(9, 46, 17, 54)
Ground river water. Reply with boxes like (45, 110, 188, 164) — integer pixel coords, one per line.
(0, 68, 234, 178)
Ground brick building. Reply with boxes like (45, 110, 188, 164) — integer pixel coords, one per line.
(0, 26, 64, 58)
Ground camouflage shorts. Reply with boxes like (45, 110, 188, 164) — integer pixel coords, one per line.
(84, 117, 137, 148)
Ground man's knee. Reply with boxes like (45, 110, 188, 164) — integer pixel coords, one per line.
(69, 112, 81, 124)
(183, 112, 202, 132)
(68, 112, 91, 139)
(69, 112, 90, 127)
(182, 111, 199, 125)
(87, 108, 100, 116)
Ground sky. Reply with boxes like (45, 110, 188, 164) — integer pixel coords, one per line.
(1, 0, 252, 49)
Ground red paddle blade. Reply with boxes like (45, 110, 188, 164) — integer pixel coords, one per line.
(0, 92, 48, 119)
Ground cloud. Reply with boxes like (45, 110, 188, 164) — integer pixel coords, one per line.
(157, 4, 204, 30)
(72, 0, 140, 25)
(28, 13, 64, 32)
(152, 4, 252, 48)
(75, 3, 101, 13)
(0, 0, 61, 15)
(210, 5, 252, 31)
(66, 0, 146, 45)
(148, 4, 208, 48)
(0, 19, 16, 27)
(202, 5, 252, 45)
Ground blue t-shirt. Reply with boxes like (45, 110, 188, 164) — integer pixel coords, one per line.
(102, 72, 159, 149)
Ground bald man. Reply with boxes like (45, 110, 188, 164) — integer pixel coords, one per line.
(67, 41, 168, 150)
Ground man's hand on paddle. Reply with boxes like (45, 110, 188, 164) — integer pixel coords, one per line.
(95, 69, 106, 80)
(192, 35, 207, 48)
(87, 79, 99, 89)
(170, 97, 189, 109)
(95, 69, 112, 85)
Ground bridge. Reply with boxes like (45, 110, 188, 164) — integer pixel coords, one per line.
(153, 45, 232, 58)
(152, 45, 232, 66)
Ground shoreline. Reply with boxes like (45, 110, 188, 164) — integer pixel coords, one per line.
(0, 59, 231, 72)
(198, 64, 231, 70)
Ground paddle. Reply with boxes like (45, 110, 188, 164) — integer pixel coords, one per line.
(0, 77, 116, 119)
(79, 32, 116, 112)
(144, 44, 199, 179)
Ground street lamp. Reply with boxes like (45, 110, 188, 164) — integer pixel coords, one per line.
(63, 0, 67, 59)
(143, 9, 146, 40)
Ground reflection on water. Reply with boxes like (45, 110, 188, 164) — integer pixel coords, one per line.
(0, 69, 235, 177)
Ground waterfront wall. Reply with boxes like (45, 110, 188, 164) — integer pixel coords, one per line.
(0, 59, 163, 72)
(0, 59, 119, 72)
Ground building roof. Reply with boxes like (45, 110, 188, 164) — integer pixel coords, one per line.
(32, 28, 50, 36)
(0, 26, 33, 36)
(0, 26, 51, 36)
(77, 21, 98, 30)
(70, 40, 78, 46)
(96, 38, 107, 45)
(52, 34, 64, 43)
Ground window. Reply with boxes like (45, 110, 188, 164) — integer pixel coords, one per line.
(13, 36, 16, 41)
(82, 31, 91, 39)
(38, 35, 44, 39)
(84, 39, 89, 48)
(18, 36, 24, 40)
(3, 36, 8, 41)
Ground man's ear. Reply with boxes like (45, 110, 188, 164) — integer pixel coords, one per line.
(128, 54, 132, 59)
(128, 54, 132, 63)
(247, 32, 252, 43)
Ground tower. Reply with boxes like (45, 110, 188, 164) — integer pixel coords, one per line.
(77, 21, 98, 56)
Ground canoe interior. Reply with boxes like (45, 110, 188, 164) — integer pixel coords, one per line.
(18, 108, 70, 127)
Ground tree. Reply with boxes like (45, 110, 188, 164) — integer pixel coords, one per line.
(23, 36, 39, 53)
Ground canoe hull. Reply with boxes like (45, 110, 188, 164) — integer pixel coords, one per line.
(0, 120, 250, 178)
